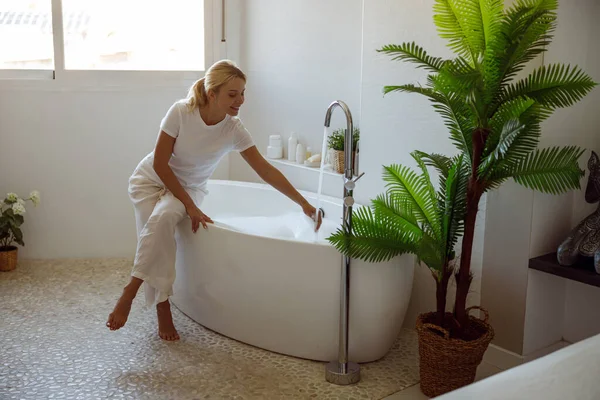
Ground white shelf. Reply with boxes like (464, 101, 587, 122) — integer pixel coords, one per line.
(266, 157, 342, 177)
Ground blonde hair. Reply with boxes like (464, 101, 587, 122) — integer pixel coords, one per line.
(186, 60, 246, 112)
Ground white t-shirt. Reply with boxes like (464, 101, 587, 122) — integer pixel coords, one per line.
(136, 99, 255, 193)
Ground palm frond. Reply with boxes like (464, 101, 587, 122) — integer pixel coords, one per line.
(442, 155, 468, 258)
(436, 155, 460, 209)
(483, 101, 546, 192)
(484, 176, 510, 191)
(492, 102, 549, 170)
(377, 43, 447, 72)
(480, 0, 505, 47)
(491, 119, 526, 159)
(327, 206, 419, 263)
(372, 194, 422, 239)
(433, 0, 475, 60)
(427, 76, 476, 159)
(481, 0, 508, 104)
(383, 84, 437, 97)
(479, 119, 525, 177)
(383, 164, 441, 238)
(490, 146, 586, 194)
(416, 231, 445, 273)
(485, 96, 535, 157)
(413, 151, 453, 179)
(497, 0, 558, 88)
(497, 125, 540, 169)
(437, 57, 484, 107)
(434, 0, 489, 61)
(412, 151, 443, 240)
(384, 81, 475, 162)
(501, 64, 598, 110)
(413, 150, 457, 217)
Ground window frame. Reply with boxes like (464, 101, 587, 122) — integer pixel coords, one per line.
(0, 0, 224, 87)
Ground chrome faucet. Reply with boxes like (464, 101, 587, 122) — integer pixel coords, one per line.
(324, 101, 354, 180)
(324, 101, 365, 203)
(323, 100, 364, 386)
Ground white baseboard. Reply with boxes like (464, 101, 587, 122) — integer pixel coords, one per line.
(483, 344, 524, 371)
(483, 340, 571, 371)
(523, 340, 571, 363)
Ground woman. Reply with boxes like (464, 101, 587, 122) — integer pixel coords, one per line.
(106, 59, 322, 341)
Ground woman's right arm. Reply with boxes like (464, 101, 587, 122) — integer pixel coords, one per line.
(153, 131, 213, 232)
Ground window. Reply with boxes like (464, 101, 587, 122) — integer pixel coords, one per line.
(0, 0, 54, 70)
(0, 0, 219, 81)
(61, 0, 205, 71)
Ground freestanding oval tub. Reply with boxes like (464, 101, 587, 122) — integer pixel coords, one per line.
(171, 179, 415, 363)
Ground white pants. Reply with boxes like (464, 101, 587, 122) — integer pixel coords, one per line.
(128, 165, 205, 308)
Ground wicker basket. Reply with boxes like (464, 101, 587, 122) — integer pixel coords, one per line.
(330, 150, 357, 174)
(330, 150, 344, 174)
(416, 306, 495, 397)
(0, 246, 18, 272)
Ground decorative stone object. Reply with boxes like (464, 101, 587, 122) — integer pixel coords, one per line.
(558, 151, 600, 273)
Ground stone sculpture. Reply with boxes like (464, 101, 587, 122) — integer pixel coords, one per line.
(558, 151, 600, 273)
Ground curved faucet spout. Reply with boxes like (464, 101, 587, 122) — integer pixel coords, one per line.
(324, 100, 354, 179)
(324, 100, 353, 128)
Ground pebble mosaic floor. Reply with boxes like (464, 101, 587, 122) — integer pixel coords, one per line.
(0, 258, 420, 399)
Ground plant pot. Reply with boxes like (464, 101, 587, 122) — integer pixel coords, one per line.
(416, 306, 494, 397)
(330, 150, 356, 174)
(0, 246, 18, 272)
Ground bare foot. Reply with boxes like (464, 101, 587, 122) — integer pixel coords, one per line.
(106, 290, 135, 331)
(157, 300, 180, 341)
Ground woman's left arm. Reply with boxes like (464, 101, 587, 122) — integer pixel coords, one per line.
(240, 146, 322, 230)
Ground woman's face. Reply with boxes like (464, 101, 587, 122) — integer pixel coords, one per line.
(211, 77, 246, 117)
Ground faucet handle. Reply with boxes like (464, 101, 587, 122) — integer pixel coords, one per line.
(344, 196, 355, 207)
(344, 172, 365, 191)
(353, 172, 365, 183)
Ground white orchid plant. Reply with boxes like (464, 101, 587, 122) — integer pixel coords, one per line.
(1, 191, 40, 250)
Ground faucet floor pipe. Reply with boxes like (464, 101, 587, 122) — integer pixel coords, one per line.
(323, 100, 363, 386)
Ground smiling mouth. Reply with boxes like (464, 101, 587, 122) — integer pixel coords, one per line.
(231, 106, 240, 111)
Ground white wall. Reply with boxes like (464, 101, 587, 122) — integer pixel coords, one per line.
(563, 281, 600, 343)
(0, 82, 229, 259)
(229, 0, 363, 199)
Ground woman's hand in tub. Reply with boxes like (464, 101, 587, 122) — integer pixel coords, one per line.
(302, 203, 323, 232)
(186, 204, 214, 232)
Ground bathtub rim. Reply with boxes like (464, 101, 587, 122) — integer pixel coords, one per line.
(206, 178, 352, 207)
(201, 178, 365, 247)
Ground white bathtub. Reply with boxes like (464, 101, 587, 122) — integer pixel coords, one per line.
(171, 179, 415, 363)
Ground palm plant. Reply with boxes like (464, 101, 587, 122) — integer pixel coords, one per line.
(328, 0, 596, 335)
(332, 151, 469, 328)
